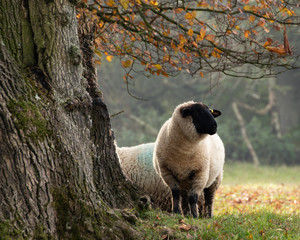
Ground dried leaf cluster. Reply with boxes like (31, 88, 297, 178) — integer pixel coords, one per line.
(77, 0, 300, 79)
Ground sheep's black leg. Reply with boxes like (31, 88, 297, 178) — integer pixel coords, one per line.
(171, 188, 181, 214)
(181, 190, 190, 216)
(188, 193, 199, 218)
(198, 191, 205, 218)
(203, 187, 214, 218)
(204, 175, 222, 218)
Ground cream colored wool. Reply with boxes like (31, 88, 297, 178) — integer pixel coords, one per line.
(117, 143, 172, 211)
(153, 101, 225, 216)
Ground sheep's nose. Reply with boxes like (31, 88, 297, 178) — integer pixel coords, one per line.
(210, 124, 217, 134)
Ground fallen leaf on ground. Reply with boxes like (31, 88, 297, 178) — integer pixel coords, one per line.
(179, 223, 192, 231)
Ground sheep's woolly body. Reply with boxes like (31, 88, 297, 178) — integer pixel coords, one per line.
(117, 143, 172, 211)
(153, 101, 225, 217)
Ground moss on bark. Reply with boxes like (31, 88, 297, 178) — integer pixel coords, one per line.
(51, 185, 142, 239)
(0, 220, 24, 239)
(7, 99, 49, 141)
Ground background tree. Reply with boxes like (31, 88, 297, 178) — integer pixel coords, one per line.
(0, 0, 299, 238)
(92, 0, 300, 166)
(101, 60, 300, 165)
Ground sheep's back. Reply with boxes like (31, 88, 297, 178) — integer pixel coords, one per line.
(117, 143, 171, 211)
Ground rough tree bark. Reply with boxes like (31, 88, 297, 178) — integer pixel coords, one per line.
(0, 0, 140, 238)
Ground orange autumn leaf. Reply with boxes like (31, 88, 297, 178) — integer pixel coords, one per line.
(265, 45, 286, 55)
(244, 30, 251, 38)
(106, 55, 113, 62)
(187, 28, 193, 36)
(197, 28, 206, 41)
(263, 41, 272, 47)
(263, 38, 273, 47)
(249, 15, 255, 23)
(106, 0, 117, 7)
(243, 5, 252, 11)
(205, 34, 215, 42)
(185, 11, 196, 20)
(161, 71, 169, 77)
(197, 1, 209, 7)
(175, 8, 183, 13)
(121, 59, 133, 68)
(257, 19, 265, 27)
(211, 51, 221, 58)
(154, 64, 162, 70)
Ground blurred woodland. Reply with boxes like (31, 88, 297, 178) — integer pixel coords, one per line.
(83, 1, 300, 166)
(99, 50, 300, 166)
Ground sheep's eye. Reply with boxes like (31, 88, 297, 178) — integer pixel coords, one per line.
(181, 108, 191, 118)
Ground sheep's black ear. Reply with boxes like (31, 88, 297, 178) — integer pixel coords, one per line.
(181, 107, 191, 118)
(210, 109, 222, 118)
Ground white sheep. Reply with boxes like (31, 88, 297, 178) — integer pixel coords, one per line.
(117, 143, 206, 213)
(153, 101, 225, 218)
(116, 143, 172, 211)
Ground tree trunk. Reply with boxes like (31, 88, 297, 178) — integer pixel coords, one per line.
(276, 71, 300, 135)
(0, 0, 139, 238)
(232, 102, 260, 166)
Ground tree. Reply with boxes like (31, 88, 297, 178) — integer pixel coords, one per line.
(0, 0, 299, 238)
(276, 69, 300, 134)
(0, 0, 140, 238)
(80, 0, 300, 80)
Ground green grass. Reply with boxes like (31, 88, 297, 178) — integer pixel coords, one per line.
(137, 210, 300, 240)
(223, 162, 300, 185)
(135, 163, 300, 239)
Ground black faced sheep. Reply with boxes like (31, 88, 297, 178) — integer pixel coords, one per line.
(153, 101, 225, 218)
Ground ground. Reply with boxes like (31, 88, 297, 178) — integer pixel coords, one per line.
(135, 163, 300, 239)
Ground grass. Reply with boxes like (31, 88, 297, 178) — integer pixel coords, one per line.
(135, 163, 300, 239)
(223, 162, 300, 185)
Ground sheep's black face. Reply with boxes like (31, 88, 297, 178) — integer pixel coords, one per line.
(181, 103, 221, 135)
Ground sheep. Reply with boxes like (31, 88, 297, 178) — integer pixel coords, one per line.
(117, 142, 206, 214)
(116, 143, 172, 211)
(153, 101, 225, 218)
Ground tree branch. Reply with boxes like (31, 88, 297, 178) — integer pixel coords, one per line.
(232, 102, 260, 166)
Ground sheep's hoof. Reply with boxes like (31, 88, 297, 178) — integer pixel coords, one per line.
(138, 195, 152, 211)
(173, 207, 182, 215)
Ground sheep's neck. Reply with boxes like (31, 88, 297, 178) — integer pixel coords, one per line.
(167, 121, 200, 151)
